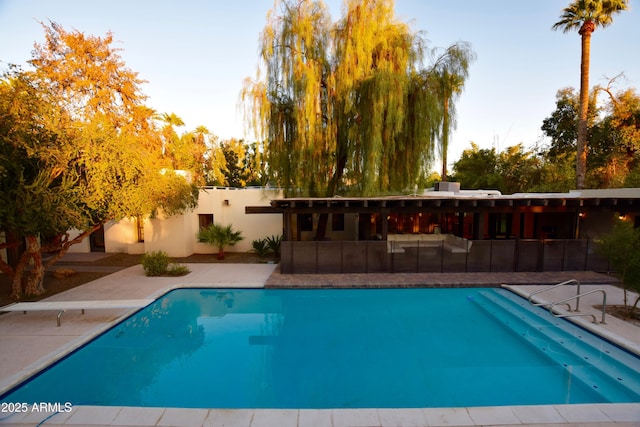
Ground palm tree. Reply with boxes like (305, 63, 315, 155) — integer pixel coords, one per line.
(431, 42, 475, 181)
(198, 224, 244, 260)
(158, 112, 185, 157)
(553, 0, 629, 189)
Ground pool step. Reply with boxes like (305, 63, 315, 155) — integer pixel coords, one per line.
(473, 289, 640, 402)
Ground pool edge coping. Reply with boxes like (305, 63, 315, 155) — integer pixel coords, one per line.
(2, 402, 639, 426)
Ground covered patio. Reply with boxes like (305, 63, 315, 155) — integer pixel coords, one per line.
(248, 188, 640, 274)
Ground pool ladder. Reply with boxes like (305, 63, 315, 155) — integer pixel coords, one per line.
(527, 279, 607, 324)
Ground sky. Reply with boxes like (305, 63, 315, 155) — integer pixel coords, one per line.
(0, 0, 638, 171)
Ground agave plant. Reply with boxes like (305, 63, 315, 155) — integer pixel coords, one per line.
(266, 235, 282, 258)
(198, 224, 244, 260)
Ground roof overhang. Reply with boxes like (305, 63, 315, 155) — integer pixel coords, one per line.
(246, 188, 640, 214)
(257, 193, 640, 213)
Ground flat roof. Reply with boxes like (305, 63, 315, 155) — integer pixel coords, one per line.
(246, 188, 640, 213)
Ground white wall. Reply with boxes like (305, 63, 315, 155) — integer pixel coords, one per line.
(192, 187, 283, 253)
(104, 219, 138, 253)
(65, 229, 91, 253)
(96, 187, 283, 257)
(144, 212, 194, 257)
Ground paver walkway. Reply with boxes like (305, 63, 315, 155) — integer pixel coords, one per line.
(266, 268, 617, 288)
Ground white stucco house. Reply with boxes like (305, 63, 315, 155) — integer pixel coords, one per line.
(66, 187, 284, 257)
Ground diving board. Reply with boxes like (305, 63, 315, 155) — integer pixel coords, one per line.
(0, 299, 155, 326)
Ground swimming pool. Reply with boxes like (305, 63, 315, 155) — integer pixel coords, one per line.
(1, 287, 639, 408)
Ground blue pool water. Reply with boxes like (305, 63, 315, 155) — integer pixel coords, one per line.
(2, 288, 639, 408)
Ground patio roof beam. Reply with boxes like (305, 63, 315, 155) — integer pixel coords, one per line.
(245, 206, 282, 214)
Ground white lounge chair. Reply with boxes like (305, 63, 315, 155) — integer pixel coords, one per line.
(0, 299, 155, 326)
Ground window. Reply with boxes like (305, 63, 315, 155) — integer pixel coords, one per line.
(199, 214, 214, 229)
(489, 213, 512, 239)
(198, 214, 214, 241)
(136, 216, 144, 242)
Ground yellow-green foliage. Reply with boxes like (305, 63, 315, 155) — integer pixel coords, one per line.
(597, 220, 640, 310)
(243, 0, 474, 197)
(0, 22, 198, 298)
(142, 251, 190, 276)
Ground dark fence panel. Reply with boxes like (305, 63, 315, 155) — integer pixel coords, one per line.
(342, 242, 368, 273)
(515, 240, 540, 272)
(317, 241, 342, 274)
(542, 240, 565, 271)
(367, 242, 389, 273)
(291, 241, 318, 273)
(280, 241, 293, 273)
(586, 240, 610, 272)
(281, 239, 604, 274)
(563, 239, 588, 271)
(391, 242, 419, 273)
(441, 251, 467, 273)
(491, 240, 517, 272)
(466, 241, 491, 272)
(417, 242, 443, 273)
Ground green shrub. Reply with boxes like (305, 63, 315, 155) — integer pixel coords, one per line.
(141, 251, 170, 276)
(141, 252, 190, 276)
(251, 238, 271, 257)
(251, 235, 282, 259)
(167, 263, 190, 276)
(266, 235, 282, 257)
(197, 223, 244, 260)
(597, 220, 640, 313)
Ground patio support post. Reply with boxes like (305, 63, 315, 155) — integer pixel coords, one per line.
(473, 212, 485, 240)
(283, 211, 292, 241)
(381, 210, 388, 240)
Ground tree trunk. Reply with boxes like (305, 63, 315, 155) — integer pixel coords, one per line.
(8, 225, 102, 300)
(4, 230, 24, 270)
(11, 256, 27, 300)
(315, 214, 329, 241)
(441, 97, 450, 181)
(23, 236, 46, 296)
(576, 21, 594, 190)
(11, 235, 46, 299)
(314, 143, 348, 241)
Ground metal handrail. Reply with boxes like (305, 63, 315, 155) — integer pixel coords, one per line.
(549, 289, 607, 324)
(527, 279, 580, 311)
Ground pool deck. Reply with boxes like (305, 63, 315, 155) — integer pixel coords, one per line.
(0, 259, 638, 427)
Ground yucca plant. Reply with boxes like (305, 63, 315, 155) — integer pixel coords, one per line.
(198, 223, 244, 260)
(251, 238, 271, 257)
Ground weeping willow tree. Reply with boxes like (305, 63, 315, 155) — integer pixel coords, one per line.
(243, 0, 333, 197)
(333, 0, 443, 195)
(243, 0, 470, 199)
(430, 42, 476, 181)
